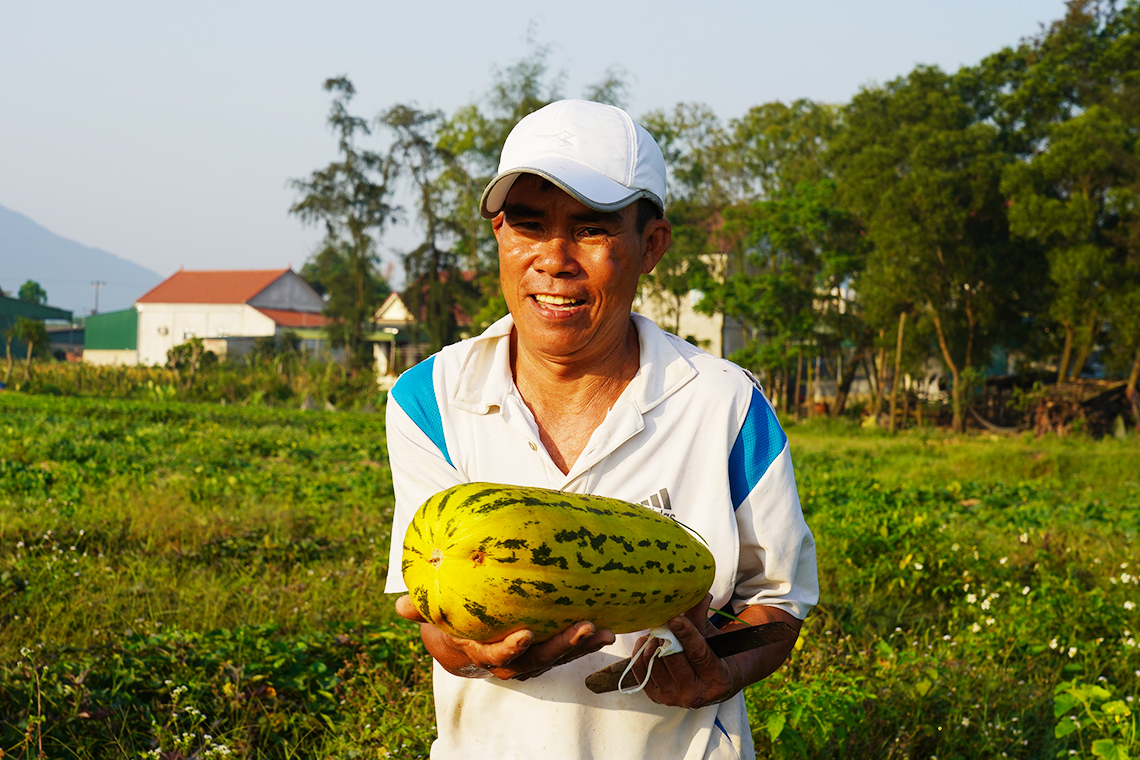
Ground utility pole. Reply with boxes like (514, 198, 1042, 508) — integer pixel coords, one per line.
(91, 281, 105, 315)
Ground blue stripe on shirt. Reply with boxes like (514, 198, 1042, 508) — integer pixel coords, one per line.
(728, 386, 787, 510)
(390, 355, 453, 468)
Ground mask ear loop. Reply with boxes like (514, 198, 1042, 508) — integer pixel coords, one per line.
(617, 625, 684, 695)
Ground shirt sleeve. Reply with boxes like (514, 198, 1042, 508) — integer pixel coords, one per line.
(728, 388, 819, 620)
(383, 359, 464, 594)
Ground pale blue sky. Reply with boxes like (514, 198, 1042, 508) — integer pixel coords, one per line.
(0, 1, 1068, 287)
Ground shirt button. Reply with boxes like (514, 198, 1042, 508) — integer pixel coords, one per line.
(528, 442, 537, 451)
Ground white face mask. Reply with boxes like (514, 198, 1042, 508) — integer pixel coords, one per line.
(616, 625, 685, 695)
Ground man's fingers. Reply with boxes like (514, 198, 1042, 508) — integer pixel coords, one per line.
(485, 621, 615, 680)
(667, 615, 721, 675)
(477, 628, 535, 667)
(684, 593, 714, 624)
(395, 595, 427, 623)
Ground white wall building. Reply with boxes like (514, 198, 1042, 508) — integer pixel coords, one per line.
(134, 269, 326, 366)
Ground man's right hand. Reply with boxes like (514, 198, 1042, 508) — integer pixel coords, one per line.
(395, 594, 616, 681)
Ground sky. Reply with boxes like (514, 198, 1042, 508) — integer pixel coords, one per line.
(1, 0, 1070, 292)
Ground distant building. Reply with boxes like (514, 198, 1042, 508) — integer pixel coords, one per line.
(83, 268, 330, 366)
(633, 253, 729, 357)
(0, 294, 72, 357)
(83, 308, 138, 365)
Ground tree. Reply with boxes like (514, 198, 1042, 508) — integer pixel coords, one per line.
(639, 104, 734, 347)
(166, 337, 217, 390)
(832, 65, 1031, 432)
(697, 180, 863, 407)
(290, 77, 395, 372)
(998, 0, 1140, 382)
(17, 280, 47, 305)
(10, 317, 48, 384)
(645, 100, 865, 410)
(381, 104, 478, 353)
(399, 45, 628, 336)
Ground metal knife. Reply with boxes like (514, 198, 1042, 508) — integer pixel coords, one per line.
(584, 621, 798, 694)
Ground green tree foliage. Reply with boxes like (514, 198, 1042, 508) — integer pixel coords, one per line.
(640, 104, 733, 343)
(17, 280, 47, 305)
(278, 9, 1140, 429)
(290, 77, 394, 373)
(644, 100, 865, 412)
(380, 104, 479, 353)
(1000, 1, 1140, 383)
(9, 316, 49, 384)
(383, 44, 634, 338)
(831, 66, 1032, 432)
(166, 337, 218, 390)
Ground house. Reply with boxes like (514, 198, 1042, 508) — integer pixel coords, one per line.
(85, 268, 329, 366)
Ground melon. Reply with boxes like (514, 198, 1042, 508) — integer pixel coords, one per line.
(401, 482, 716, 642)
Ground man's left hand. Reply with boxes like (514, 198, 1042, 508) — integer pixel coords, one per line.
(629, 595, 801, 709)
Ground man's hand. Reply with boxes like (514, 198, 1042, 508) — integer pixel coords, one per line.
(629, 595, 801, 709)
(395, 595, 616, 681)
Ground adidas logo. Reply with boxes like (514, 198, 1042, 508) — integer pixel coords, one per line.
(639, 487, 674, 519)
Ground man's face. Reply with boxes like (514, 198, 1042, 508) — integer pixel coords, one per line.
(493, 175, 670, 367)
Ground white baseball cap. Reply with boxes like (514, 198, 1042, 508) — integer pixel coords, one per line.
(480, 99, 666, 219)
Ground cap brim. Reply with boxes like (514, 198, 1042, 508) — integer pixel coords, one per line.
(480, 156, 663, 219)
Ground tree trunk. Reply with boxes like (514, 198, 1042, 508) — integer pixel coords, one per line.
(794, 348, 803, 422)
(806, 351, 815, 418)
(964, 292, 976, 374)
(889, 311, 906, 433)
(1066, 312, 1100, 381)
(863, 356, 879, 414)
(875, 331, 887, 416)
(1057, 322, 1075, 383)
(901, 388, 911, 431)
(1127, 348, 1140, 432)
(4, 335, 12, 385)
(831, 347, 866, 417)
(23, 338, 33, 384)
(929, 304, 964, 433)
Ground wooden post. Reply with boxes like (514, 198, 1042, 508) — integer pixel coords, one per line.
(794, 348, 803, 422)
(806, 352, 815, 417)
(889, 311, 906, 433)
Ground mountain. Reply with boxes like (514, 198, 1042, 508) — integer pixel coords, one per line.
(0, 203, 164, 318)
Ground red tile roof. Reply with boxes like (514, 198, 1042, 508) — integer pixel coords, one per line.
(136, 269, 291, 304)
(255, 309, 330, 328)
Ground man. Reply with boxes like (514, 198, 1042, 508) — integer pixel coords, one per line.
(385, 99, 817, 759)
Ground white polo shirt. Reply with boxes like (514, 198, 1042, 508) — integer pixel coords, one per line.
(384, 313, 817, 760)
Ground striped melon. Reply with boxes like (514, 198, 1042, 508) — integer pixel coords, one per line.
(401, 482, 716, 643)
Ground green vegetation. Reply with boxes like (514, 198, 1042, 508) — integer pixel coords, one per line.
(2, 393, 1138, 758)
(0, 360, 384, 411)
(283, 2, 1140, 432)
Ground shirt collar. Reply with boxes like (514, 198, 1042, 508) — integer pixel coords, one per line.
(449, 312, 697, 415)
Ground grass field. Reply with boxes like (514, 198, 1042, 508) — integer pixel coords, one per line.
(1, 393, 1138, 758)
